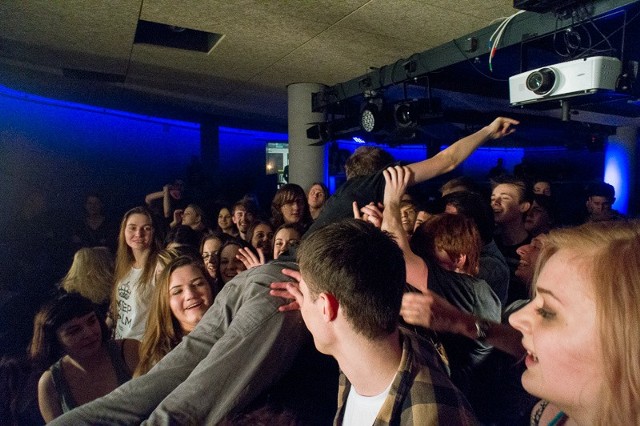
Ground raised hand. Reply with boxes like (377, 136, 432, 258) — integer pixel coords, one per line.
(236, 247, 265, 270)
(383, 165, 412, 207)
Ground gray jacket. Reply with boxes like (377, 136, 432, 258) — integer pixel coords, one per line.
(50, 261, 337, 425)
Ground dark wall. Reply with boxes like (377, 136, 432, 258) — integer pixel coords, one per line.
(0, 91, 201, 291)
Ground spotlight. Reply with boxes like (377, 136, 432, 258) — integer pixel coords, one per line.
(403, 60, 417, 74)
(360, 102, 383, 133)
(306, 122, 332, 143)
(393, 98, 442, 129)
(394, 102, 417, 128)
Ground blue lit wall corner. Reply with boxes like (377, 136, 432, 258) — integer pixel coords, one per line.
(604, 129, 637, 215)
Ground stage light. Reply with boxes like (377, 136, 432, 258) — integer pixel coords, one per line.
(394, 102, 417, 128)
(393, 98, 442, 129)
(306, 122, 332, 143)
(360, 102, 383, 133)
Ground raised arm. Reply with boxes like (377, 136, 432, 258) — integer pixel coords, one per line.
(144, 190, 164, 206)
(381, 166, 429, 292)
(407, 117, 519, 185)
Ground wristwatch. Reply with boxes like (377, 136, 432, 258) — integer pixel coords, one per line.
(474, 319, 491, 341)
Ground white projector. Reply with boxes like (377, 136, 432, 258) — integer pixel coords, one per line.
(509, 56, 622, 105)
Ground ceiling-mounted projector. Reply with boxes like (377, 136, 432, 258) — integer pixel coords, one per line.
(509, 56, 622, 106)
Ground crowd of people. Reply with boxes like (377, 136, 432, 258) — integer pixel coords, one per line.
(1, 116, 639, 425)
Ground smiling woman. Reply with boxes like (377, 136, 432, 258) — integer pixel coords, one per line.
(111, 207, 161, 341)
(29, 293, 139, 422)
(509, 220, 640, 425)
(135, 255, 214, 377)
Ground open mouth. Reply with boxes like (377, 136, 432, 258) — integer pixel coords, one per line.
(185, 301, 203, 310)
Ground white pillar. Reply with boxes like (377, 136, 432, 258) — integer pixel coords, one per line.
(605, 126, 638, 215)
(287, 83, 327, 191)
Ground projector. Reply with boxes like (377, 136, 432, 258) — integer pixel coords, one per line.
(509, 56, 622, 106)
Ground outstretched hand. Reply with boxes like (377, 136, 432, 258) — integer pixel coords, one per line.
(485, 117, 519, 140)
(400, 290, 468, 333)
(236, 247, 265, 270)
(270, 268, 302, 312)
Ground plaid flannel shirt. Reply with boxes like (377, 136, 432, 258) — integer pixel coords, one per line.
(334, 331, 477, 426)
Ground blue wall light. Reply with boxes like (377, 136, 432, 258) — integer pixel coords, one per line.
(604, 139, 629, 214)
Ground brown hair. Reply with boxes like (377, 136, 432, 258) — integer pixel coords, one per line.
(411, 213, 481, 276)
(270, 184, 312, 230)
(344, 146, 394, 180)
(135, 255, 210, 376)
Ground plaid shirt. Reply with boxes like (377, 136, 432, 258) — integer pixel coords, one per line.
(334, 331, 477, 426)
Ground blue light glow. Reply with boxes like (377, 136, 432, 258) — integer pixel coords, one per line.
(604, 140, 629, 214)
(0, 84, 202, 218)
(0, 84, 200, 129)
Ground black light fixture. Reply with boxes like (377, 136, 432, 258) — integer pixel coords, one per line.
(306, 122, 333, 145)
(394, 102, 418, 128)
(360, 101, 383, 133)
(393, 98, 442, 129)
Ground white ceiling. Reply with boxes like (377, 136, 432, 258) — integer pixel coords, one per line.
(0, 0, 520, 125)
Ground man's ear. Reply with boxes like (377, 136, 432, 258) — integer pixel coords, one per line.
(519, 201, 531, 213)
(454, 254, 467, 272)
(320, 293, 339, 322)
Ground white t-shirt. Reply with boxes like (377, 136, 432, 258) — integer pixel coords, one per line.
(115, 267, 152, 341)
(342, 381, 393, 426)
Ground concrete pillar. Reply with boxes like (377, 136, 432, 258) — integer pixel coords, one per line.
(287, 83, 327, 191)
(605, 126, 638, 216)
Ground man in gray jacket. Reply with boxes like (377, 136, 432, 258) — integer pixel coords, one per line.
(50, 260, 337, 425)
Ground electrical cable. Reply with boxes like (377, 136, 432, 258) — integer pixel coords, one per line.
(451, 38, 509, 82)
(489, 10, 525, 72)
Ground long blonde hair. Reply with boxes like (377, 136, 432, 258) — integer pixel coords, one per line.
(134, 255, 211, 376)
(111, 207, 160, 323)
(61, 247, 114, 304)
(533, 220, 640, 425)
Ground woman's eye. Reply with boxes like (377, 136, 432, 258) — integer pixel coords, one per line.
(536, 307, 555, 320)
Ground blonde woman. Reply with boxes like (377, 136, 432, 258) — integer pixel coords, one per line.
(510, 220, 640, 425)
(135, 255, 213, 376)
(60, 247, 114, 321)
(111, 207, 160, 341)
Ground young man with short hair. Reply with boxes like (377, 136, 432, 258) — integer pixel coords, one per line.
(490, 175, 532, 305)
(287, 219, 476, 425)
(584, 181, 623, 222)
(232, 198, 257, 241)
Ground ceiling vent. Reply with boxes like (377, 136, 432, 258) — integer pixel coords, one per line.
(134, 20, 224, 54)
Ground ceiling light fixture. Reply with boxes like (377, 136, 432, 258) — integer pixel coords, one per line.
(360, 101, 383, 133)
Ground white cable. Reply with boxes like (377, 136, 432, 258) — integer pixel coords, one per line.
(489, 10, 525, 70)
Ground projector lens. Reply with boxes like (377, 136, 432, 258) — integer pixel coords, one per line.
(526, 68, 556, 95)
